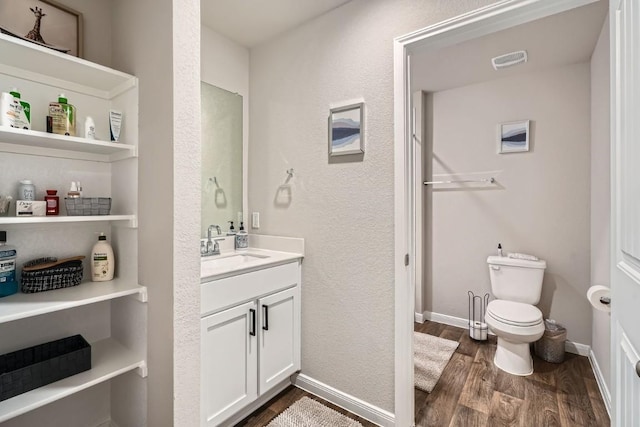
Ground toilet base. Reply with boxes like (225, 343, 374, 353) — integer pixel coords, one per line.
(494, 337, 534, 376)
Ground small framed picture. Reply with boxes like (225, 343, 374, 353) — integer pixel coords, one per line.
(498, 120, 530, 153)
(329, 102, 364, 156)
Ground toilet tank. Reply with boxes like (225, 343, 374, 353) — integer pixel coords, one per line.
(487, 256, 546, 304)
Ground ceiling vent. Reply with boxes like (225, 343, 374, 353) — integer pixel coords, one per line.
(491, 50, 528, 70)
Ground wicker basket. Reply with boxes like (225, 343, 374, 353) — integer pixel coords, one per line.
(64, 197, 111, 216)
(0, 335, 91, 401)
(21, 257, 84, 293)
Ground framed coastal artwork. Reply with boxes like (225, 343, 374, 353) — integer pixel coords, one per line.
(498, 120, 530, 153)
(329, 102, 364, 156)
(0, 0, 83, 57)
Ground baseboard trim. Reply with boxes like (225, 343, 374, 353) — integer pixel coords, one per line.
(415, 312, 424, 323)
(293, 374, 395, 427)
(588, 350, 612, 417)
(424, 310, 591, 356)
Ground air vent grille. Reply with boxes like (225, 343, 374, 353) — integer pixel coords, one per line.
(491, 50, 528, 70)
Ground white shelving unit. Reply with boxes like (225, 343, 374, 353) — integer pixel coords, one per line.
(0, 31, 146, 426)
(0, 127, 136, 162)
(0, 215, 137, 227)
(0, 338, 146, 423)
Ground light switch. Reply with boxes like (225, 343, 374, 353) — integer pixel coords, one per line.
(252, 212, 260, 229)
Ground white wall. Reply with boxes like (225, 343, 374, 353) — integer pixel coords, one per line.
(249, 0, 500, 412)
(201, 26, 249, 233)
(112, 0, 201, 426)
(425, 63, 592, 345)
(590, 17, 611, 397)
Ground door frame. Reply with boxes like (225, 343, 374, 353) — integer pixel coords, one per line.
(392, 0, 599, 424)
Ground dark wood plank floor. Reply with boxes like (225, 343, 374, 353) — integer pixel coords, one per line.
(236, 321, 610, 427)
(415, 321, 610, 427)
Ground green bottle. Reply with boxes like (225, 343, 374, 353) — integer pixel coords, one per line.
(8, 88, 30, 130)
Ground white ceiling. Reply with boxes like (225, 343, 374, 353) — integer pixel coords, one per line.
(201, 0, 352, 48)
(411, 1, 608, 92)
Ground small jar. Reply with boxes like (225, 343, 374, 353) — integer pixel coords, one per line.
(45, 190, 59, 215)
(18, 180, 35, 201)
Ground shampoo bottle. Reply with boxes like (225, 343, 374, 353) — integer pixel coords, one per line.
(91, 232, 115, 282)
(49, 94, 76, 136)
(0, 231, 18, 297)
(8, 89, 30, 129)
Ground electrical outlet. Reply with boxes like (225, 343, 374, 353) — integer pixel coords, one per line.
(252, 212, 260, 229)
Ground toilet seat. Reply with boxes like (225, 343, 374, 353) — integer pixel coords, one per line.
(486, 300, 542, 327)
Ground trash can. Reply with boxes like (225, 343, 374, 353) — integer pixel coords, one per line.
(534, 319, 567, 363)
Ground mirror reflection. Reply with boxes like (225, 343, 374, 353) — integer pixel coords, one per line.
(201, 82, 243, 236)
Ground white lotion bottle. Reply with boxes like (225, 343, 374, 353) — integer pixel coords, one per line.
(91, 232, 115, 281)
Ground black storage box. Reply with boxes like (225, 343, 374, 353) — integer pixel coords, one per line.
(0, 335, 91, 401)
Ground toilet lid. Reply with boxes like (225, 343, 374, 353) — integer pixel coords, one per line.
(486, 300, 542, 327)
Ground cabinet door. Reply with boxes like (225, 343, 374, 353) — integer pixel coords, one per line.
(201, 301, 258, 426)
(258, 286, 300, 395)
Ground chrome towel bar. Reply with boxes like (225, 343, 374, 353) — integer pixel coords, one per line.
(423, 177, 495, 185)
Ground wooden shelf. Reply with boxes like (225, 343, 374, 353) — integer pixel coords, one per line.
(0, 279, 146, 324)
(0, 33, 136, 99)
(0, 127, 136, 162)
(0, 338, 146, 423)
(0, 215, 136, 227)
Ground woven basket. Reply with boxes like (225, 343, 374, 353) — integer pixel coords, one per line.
(64, 197, 111, 216)
(21, 257, 84, 293)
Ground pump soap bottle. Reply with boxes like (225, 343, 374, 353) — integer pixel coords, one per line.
(235, 222, 248, 250)
(91, 232, 115, 281)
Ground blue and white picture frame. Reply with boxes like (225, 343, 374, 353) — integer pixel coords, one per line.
(498, 120, 530, 153)
(329, 102, 364, 156)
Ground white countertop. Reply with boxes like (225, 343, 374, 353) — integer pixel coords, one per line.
(200, 248, 303, 282)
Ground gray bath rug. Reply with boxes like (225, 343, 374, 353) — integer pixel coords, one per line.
(267, 396, 363, 427)
(414, 331, 459, 392)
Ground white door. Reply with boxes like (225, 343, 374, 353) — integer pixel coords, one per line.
(610, 1, 640, 425)
(258, 286, 300, 395)
(201, 301, 258, 426)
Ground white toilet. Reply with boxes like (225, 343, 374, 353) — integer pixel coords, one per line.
(485, 255, 546, 376)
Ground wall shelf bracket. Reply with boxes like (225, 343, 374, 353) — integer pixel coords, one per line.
(136, 361, 148, 378)
(134, 286, 148, 303)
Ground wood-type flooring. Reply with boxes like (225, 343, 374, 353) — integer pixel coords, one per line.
(237, 321, 610, 427)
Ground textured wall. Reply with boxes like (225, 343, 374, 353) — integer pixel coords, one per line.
(590, 17, 611, 394)
(425, 63, 592, 345)
(249, 0, 499, 412)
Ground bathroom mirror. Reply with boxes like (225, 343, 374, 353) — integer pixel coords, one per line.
(201, 82, 243, 236)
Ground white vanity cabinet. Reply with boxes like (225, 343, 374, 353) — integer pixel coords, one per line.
(201, 260, 301, 427)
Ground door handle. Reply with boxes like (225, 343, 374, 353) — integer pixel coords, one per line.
(249, 309, 256, 336)
(262, 305, 269, 331)
(636, 360, 640, 378)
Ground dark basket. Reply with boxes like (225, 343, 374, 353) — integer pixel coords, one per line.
(21, 257, 84, 293)
(0, 335, 91, 401)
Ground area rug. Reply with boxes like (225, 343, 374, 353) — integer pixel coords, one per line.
(267, 396, 363, 427)
(414, 331, 459, 392)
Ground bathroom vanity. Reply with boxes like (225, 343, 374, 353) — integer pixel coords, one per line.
(200, 239, 303, 426)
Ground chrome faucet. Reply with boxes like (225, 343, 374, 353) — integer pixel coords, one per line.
(202, 225, 223, 256)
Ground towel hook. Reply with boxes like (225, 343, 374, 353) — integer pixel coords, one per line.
(286, 169, 294, 178)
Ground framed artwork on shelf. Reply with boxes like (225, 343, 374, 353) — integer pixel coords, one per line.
(329, 102, 364, 156)
(498, 120, 530, 153)
(0, 0, 83, 57)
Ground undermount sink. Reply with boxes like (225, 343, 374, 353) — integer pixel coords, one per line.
(201, 252, 270, 270)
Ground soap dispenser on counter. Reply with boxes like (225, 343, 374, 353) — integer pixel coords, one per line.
(235, 222, 248, 250)
(227, 221, 237, 236)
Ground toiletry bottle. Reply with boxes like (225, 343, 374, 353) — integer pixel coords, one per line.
(45, 190, 59, 215)
(109, 110, 123, 142)
(49, 93, 76, 136)
(91, 232, 115, 282)
(498, 243, 503, 257)
(235, 222, 248, 250)
(227, 221, 236, 236)
(18, 180, 35, 201)
(84, 116, 96, 139)
(67, 181, 80, 198)
(8, 89, 30, 129)
(0, 231, 18, 297)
